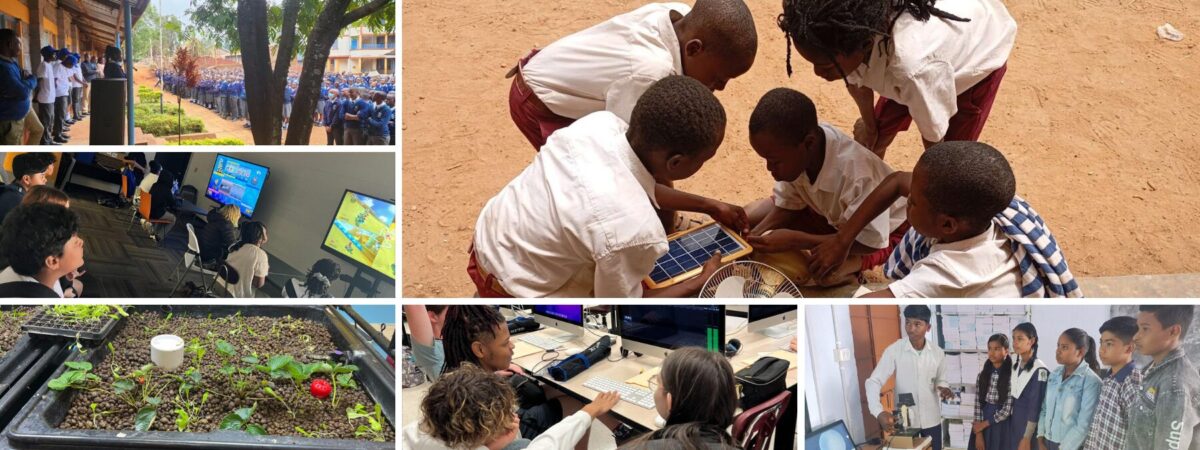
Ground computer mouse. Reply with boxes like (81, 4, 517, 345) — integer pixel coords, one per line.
(563, 347, 584, 355)
(724, 339, 741, 357)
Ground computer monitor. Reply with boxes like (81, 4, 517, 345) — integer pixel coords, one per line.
(806, 420, 856, 450)
(320, 189, 397, 281)
(617, 305, 725, 359)
(748, 305, 797, 336)
(205, 154, 269, 218)
(531, 305, 585, 337)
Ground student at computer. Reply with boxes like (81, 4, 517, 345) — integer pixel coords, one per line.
(620, 347, 739, 449)
(864, 305, 954, 450)
(403, 304, 450, 381)
(403, 363, 621, 450)
(221, 222, 268, 298)
(199, 204, 241, 266)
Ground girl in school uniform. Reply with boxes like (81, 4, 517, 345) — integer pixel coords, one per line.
(969, 334, 1013, 450)
(777, 0, 1017, 158)
(1037, 329, 1101, 450)
(1007, 323, 1049, 450)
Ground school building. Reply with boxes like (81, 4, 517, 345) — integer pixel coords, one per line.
(0, 0, 149, 69)
(325, 26, 395, 75)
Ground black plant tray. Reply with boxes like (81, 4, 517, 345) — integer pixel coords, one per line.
(19, 308, 121, 343)
(5, 305, 395, 450)
(0, 339, 71, 435)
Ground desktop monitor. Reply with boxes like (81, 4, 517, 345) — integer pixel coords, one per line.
(205, 154, 269, 218)
(748, 305, 797, 334)
(806, 420, 856, 450)
(531, 305, 585, 337)
(320, 189, 397, 281)
(617, 305, 725, 359)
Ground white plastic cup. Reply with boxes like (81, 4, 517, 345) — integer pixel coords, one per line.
(150, 334, 185, 371)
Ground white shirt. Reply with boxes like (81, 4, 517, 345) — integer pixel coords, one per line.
(865, 338, 950, 430)
(520, 3, 687, 122)
(53, 61, 70, 97)
(137, 172, 159, 196)
(772, 123, 907, 249)
(888, 222, 1023, 298)
(0, 266, 64, 297)
(473, 112, 668, 297)
(847, 0, 1016, 142)
(34, 60, 56, 104)
(69, 65, 84, 88)
(221, 244, 269, 298)
(402, 410, 593, 450)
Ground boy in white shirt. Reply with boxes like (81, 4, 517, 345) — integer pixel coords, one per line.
(865, 305, 955, 450)
(470, 75, 726, 298)
(34, 46, 58, 145)
(52, 49, 71, 140)
(509, 0, 757, 235)
(810, 141, 1079, 298)
(743, 87, 908, 287)
(778, 0, 1016, 159)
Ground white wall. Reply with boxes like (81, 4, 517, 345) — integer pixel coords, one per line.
(804, 305, 867, 442)
(1030, 305, 1113, 371)
(181, 152, 396, 298)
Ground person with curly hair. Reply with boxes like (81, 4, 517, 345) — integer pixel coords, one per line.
(403, 364, 619, 450)
(0, 203, 84, 298)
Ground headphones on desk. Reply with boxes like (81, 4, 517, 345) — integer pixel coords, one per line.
(724, 339, 741, 357)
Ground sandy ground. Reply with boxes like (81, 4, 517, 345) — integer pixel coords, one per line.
(132, 64, 328, 145)
(402, 0, 1200, 297)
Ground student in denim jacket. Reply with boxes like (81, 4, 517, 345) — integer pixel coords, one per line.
(1126, 306, 1200, 450)
(1038, 328, 1101, 450)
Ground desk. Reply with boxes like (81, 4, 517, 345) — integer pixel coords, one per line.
(863, 436, 933, 450)
(174, 198, 208, 217)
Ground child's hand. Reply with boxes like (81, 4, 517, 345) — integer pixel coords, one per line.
(581, 391, 621, 417)
(972, 420, 989, 433)
(706, 201, 749, 235)
(808, 235, 851, 279)
(746, 230, 799, 253)
(974, 435, 986, 450)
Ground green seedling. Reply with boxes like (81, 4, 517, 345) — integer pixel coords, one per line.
(88, 403, 114, 428)
(263, 386, 295, 418)
(347, 403, 386, 442)
(48, 361, 101, 391)
(219, 403, 267, 436)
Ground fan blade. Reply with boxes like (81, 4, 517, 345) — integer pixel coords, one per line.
(771, 292, 795, 298)
(714, 276, 748, 298)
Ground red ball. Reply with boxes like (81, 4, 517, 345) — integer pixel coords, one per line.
(310, 379, 332, 399)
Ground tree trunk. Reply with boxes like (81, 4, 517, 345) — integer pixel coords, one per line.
(284, 0, 393, 145)
(237, 0, 279, 145)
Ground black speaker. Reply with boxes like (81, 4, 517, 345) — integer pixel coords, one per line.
(89, 79, 126, 144)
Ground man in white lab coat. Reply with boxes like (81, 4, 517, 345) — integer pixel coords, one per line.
(865, 305, 956, 450)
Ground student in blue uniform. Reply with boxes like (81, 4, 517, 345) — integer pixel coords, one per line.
(1007, 322, 1050, 450)
(366, 91, 392, 145)
(969, 334, 1014, 450)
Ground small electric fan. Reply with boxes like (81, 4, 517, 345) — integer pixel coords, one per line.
(699, 261, 802, 298)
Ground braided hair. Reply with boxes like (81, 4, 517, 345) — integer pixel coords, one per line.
(440, 306, 506, 376)
(976, 334, 1011, 403)
(1013, 322, 1039, 374)
(777, 0, 968, 78)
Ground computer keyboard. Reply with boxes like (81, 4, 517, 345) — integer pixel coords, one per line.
(774, 336, 795, 351)
(582, 377, 656, 409)
(518, 333, 571, 350)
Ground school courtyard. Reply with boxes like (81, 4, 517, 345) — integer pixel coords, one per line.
(401, 0, 1200, 296)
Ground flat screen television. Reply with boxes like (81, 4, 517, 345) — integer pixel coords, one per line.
(320, 189, 396, 281)
(205, 154, 269, 218)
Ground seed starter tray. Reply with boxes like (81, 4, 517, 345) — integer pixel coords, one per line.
(7, 305, 395, 450)
(19, 308, 121, 343)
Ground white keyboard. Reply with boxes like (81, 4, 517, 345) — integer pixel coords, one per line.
(518, 333, 571, 350)
(582, 377, 656, 409)
(774, 337, 795, 351)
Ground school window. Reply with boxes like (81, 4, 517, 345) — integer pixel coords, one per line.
(350, 37, 358, 50)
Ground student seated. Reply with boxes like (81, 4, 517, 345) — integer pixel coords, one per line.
(199, 204, 241, 265)
(221, 222, 268, 298)
(509, 0, 756, 233)
(17, 184, 83, 297)
(1127, 306, 1200, 450)
(618, 347, 740, 449)
(808, 141, 1081, 297)
(403, 363, 620, 450)
(0, 203, 85, 298)
(742, 88, 908, 287)
(0, 152, 54, 223)
(286, 258, 342, 298)
(136, 160, 162, 198)
(471, 76, 730, 298)
(1082, 316, 1141, 450)
(145, 169, 178, 241)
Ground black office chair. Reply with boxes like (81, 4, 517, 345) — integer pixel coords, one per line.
(179, 185, 198, 204)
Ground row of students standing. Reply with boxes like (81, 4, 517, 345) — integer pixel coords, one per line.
(468, 0, 1085, 298)
(401, 305, 743, 450)
(876, 305, 1199, 450)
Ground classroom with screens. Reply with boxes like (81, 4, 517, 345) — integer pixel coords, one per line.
(205, 154, 269, 218)
(402, 303, 799, 450)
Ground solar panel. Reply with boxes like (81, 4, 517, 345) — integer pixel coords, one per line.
(644, 222, 753, 289)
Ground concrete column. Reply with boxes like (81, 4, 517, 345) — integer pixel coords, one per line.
(28, 0, 43, 54)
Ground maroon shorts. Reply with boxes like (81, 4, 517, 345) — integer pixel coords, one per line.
(860, 221, 911, 271)
(508, 49, 575, 151)
(467, 245, 514, 298)
(874, 64, 1008, 141)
